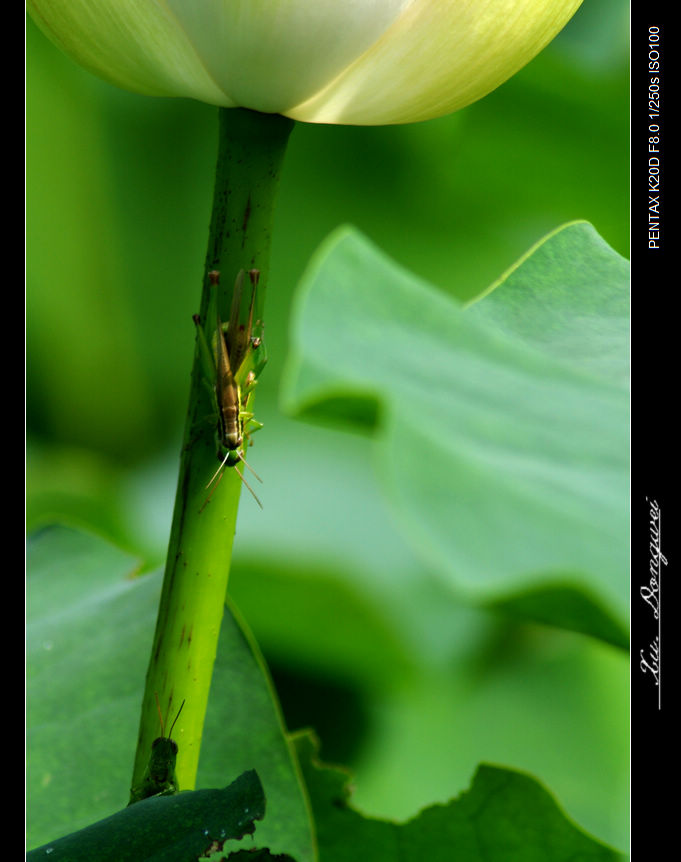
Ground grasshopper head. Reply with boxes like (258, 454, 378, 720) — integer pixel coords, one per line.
(151, 736, 178, 755)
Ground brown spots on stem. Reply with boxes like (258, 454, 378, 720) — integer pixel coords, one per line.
(241, 195, 252, 243)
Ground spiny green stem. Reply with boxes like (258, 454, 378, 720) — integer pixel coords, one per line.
(130, 108, 294, 797)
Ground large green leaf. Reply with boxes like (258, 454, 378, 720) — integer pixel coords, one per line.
(227, 419, 628, 850)
(26, 526, 314, 862)
(27, 771, 265, 862)
(281, 223, 629, 645)
(295, 733, 625, 862)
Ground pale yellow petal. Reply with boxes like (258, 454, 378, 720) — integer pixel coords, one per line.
(289, 0, 584, 125)
(28, 0, 232, 105)
(29, 0, 584, 124)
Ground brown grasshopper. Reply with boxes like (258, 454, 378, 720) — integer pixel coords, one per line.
(194, 269, 266, 507)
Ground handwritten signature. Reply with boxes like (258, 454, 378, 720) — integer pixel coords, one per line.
(640, 498, 667, 689)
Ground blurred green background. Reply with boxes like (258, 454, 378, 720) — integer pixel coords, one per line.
(27, 0, 629, 851)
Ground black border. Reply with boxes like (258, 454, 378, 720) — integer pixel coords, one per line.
(631, 7, 676, 859)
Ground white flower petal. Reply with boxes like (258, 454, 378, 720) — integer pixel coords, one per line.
(166, 0, 411, 114)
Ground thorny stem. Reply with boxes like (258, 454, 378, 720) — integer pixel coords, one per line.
(130, 108, 294, 796)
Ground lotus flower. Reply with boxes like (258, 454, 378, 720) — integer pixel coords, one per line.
(28, 0, 583, 124)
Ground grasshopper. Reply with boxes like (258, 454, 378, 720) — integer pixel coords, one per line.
(194, 269, 266, 508)
(128, 696, 185, 805)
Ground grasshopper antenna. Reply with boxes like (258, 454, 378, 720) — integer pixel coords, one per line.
(154, 692, 165, 736)
(206, 450, 263, 498)
(235, 465, 263, 509)
(206, 450, 232, 489)
(236, 449, 263, 483)
(168, 700, 185, 740)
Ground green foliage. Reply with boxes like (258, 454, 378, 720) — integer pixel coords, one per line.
(26, 2, 628, 486)
(27, 528, 625, 861)
(26, 527, 315, 861)
(281, 222, 628, 646)
(26, 3, 629, 857)
(27, 771, 265, 862)
(295, 733, 625, 862)
(27, 220, 630, 855)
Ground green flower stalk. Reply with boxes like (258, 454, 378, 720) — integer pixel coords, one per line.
(129, 107, 293, 794)
(28, 0, 584, 800)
